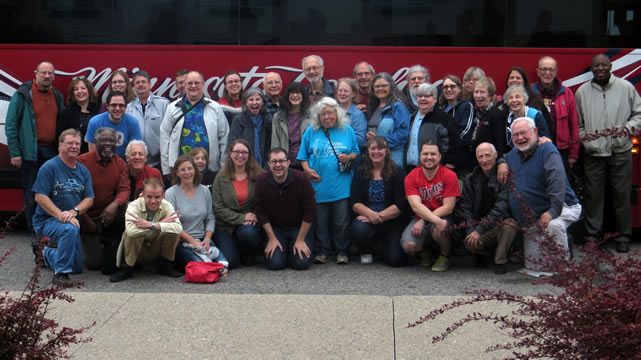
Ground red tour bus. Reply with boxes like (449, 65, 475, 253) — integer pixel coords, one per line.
(1, 1, 640, 230)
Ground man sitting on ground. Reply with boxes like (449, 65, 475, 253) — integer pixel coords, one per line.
(456, 142, 516, 274)
(110, 178, 182, 282)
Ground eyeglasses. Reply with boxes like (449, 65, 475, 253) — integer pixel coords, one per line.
(373, 84, 390, 89)
(409, 76, 425, 81)
(319, 111, 335, 118)
(304, 66, 322, 72)
(186, 81, 203, 86)
(111, 80, 126, 84)
(355, 72, 372, 77)
(36, 71, 54, 76)
(442, 85, 458, 90)
(268, 159, 288, 165)
(63, 141, 81, 146)
(109, 103, 126, 108)
(231, 150, 249, 156)
(512, 128, 534, 139)
(265, 80, 281, 86)
(538, 68, 557, 73)
(226, 79, 241, 84)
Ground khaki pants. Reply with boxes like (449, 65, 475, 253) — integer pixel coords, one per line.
(120, 232, 180, 267)
(464, 223, 517, 265)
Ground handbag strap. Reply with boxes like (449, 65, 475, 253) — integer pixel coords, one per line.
(323, 128, 341, 161)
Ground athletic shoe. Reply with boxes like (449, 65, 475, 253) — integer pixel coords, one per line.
(431, 255, 450, 272)
(336, 254, 349, 265)
(360, 254, 373, 264)
(314, 254, 330, 264)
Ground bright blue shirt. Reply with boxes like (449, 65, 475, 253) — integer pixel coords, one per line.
(297, 125, 359, 203)
(86, 112, 142, 160)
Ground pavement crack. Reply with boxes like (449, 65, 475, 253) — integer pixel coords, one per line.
(70, 292, 135, 356)
(392, 297, 397, 360)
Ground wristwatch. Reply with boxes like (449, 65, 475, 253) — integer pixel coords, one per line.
(151, 222, 157, 230)
(73, 207, 80, 216)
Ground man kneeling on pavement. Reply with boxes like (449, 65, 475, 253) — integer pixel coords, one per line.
(454, 142, 517, 275)
(110, 177, 183, 282)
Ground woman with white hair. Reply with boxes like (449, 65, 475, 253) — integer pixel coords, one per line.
(485, 84, 550, 156)
(404, 82, 456, 173)
(297, 97, 360, 264)
(228, 88, 272, 166)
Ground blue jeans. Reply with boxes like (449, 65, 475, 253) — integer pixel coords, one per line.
(22, 145, 57, 234)
(376, 117, 404, 166)
(174, 241, 228, 271)
(34, 216, 83, 274)
(213, 225, 262, 269)
(314, 198, 350, 257)
(265, 225, 313, 270)
(349, 218, 408, 267)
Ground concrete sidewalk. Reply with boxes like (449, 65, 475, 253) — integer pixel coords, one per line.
(49, 292, 518, 359)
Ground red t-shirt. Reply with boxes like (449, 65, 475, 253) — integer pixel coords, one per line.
(404, 165, 460, 215)
(232, 177, 249, 208)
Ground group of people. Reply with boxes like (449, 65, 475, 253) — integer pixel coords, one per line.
(5, 53, 640, 286)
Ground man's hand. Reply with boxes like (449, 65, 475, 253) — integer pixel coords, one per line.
(568, 158, 577, 168)
(10, 156, 22, 168)
(366, 131, 376, 141)
(356, 104, 367, 112)
(539, 212, 553, 228)
(465, 231, 481, 248)
(411, 219, 425, 237)
(497, 163, 509, 184)
(160, 211, 181, 223)
(538, 136, 552, 145)
(292, 239, 311, 260)
(101, 202, 119, 225)
(264, 236, 283, 259)
(58, 210, 78, 226)
(305, 168, 322, 182)
(127, 212, 151, 229)
(433, 217, 448, 236)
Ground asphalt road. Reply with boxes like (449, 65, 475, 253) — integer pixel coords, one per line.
(4, 229, 638, 298)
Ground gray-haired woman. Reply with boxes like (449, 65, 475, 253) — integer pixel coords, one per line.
(297, 97, 360, 265)
(228, 88, 273, 166)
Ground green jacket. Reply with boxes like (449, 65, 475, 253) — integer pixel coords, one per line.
(212, 173, 257, 233)
(270, 109, 312, 153)
(5, 80, 64, 161)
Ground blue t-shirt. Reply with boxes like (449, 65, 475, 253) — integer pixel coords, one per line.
(32, 156, 95, 223)
(297, 125, 359, 203)
(86, 112, 142, 159)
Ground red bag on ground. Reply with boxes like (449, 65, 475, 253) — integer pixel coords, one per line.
(184, 261, 225, 283)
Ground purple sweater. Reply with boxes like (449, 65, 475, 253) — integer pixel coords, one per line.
(255, 169, 316, 227)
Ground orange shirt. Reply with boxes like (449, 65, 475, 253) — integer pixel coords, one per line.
(232, 177, 249, 208)
(31, 82, 58, 145)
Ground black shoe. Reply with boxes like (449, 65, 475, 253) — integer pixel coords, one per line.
(242, 254, 256, 266)
(616, 242, 630, 253)
(110, 266, 134, 282)
(156, 258, 182, 278)
(494, 263, 508, 275)
(52, 272, 72, 287)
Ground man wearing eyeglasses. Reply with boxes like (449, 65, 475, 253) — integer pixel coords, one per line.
(160, 70, 229, 178)
(32, 129, 95, 286)
(402, 65, 430, 114)
(353, 61, 375, 111)
(262, 72, 282, 118)
(254, 148, 316, 270)
(302, 55, 335, 104)
(532, 56, 579, 173)
(505, 117, 580, 276)
(86, 91, 141, 160)
(5, 61, 65, 237)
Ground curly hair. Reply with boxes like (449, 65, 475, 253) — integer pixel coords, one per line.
(309, 97, 348, 130)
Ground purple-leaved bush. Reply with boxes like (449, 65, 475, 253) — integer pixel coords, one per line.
(409, 128, 641, 359)
(0, 212, 94, 359)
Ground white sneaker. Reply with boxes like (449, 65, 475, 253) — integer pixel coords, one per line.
(360, 254, 373, 264)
